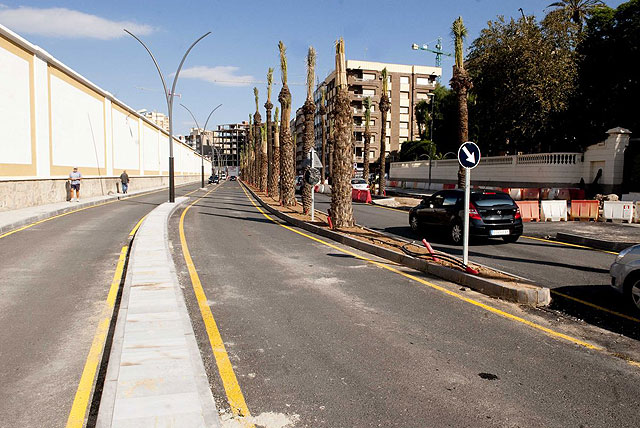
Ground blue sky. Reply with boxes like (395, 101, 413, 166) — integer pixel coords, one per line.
(0, 0, 625, 135)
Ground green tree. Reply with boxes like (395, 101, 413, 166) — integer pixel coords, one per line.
(570, 0, 640, 145)
(414, 100, 430, 140)
(547, 0, 604, 29)
(467, 13, 578, 154)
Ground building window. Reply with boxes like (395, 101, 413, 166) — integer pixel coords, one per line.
(416, 77, 431, 85)
(400, 122, 409, 129)
(369, 151, 375, 159)
(400, 76, 409, 84)
(416, 92, 429, 100)
(363, 73, 376, 81)
(363, 88, 375, 96)
(399, 106, 409, 114)
(400, 91, 410, 100)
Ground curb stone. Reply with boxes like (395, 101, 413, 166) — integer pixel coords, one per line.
(243, 183, 550, 306)
(555, 232, 636, 253)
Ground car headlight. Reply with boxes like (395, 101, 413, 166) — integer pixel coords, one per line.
(616, 246, 635, 263)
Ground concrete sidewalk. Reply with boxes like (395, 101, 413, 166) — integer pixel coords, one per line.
(96, 198, 220, 427)
(0, 184, 191, 236)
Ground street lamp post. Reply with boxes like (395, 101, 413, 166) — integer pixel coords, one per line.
(180, 103, 222, 188)
(427, 92, 435, 142)
(125, 29, 211, 202)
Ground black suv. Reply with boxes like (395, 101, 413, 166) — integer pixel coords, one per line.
(409, 190, 523, 244)
(208, 175, 219, 184)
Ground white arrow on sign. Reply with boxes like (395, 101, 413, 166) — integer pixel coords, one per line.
(462, 145, 476, 164)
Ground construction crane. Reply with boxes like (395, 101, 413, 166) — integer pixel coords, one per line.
(411, 37, 452, 82)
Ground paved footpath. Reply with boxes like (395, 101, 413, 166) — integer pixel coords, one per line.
(97, 198, 220, 427)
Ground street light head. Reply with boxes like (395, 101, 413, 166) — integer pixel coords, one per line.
(411, 43, 419, 50)
(422, 44, 429, 50)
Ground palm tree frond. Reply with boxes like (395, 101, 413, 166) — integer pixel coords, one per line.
(267, 68, 274, 102)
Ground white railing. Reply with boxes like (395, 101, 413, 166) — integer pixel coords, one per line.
(516, 153, 581, 165)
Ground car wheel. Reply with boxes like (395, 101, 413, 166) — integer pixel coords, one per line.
(502, 234, 520, 243)
(450, 222, 463, 245)
(625, 276, 640, 313)
(410, 215, 419, 232)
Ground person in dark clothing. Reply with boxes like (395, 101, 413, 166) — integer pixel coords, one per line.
(120, 170, 130, 194)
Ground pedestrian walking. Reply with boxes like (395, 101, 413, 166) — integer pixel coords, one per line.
(69, 167, 82, 202)
(120, 170, 130, 194)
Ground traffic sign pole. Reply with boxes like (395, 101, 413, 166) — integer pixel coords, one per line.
(463, 168, 470, 266)
(457, 141, 481, 268)
(311, 148, 315, 222)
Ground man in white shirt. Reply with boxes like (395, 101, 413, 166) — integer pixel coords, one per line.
(69, 167, 82, 202)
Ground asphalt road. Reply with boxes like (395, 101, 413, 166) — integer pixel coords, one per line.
(173, 181, 640, 427)
(313, 193, 640, 339)
(0, 182, 203, 428)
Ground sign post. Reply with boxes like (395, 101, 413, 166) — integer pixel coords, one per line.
(457, 141, 481, 266)
(306, 147, 323, 222)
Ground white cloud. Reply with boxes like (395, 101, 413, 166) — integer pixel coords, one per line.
(180, 66, 256, 87)
(0, 7, 154, 40)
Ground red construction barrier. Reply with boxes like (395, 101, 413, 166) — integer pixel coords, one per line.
(569, 188, 585, 200)
(570, 200, 599, 221)
(516, 201, 540, 222)
(522, 188, 540, 200)
(351, 189, 372, 203)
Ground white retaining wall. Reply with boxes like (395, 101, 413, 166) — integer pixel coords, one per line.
(0, 24, 209, 182)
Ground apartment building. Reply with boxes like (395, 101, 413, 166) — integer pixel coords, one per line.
(212, 121, 249, 168)
(141, 111, 170, 132)
(312, 60, 441, 173)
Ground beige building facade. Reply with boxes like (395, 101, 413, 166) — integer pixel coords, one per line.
(310, 60, 441, 174)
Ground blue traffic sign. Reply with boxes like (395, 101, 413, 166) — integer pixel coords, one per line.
(458, 142, 481, 169)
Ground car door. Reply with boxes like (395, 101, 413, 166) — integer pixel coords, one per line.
(438, 191, 461, 225)
(418, 192, 445, 226)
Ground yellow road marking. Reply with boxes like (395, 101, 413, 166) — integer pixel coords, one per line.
(369, 203, 410, 213)
(522, 235, 619, 255)
(549, 289, 640, 323)
(0, 183, 203, 241)
(128, 215, 147, 237)
(65, 244, 129, 428)
(240, 183, 601, 351)
(179, 185, 254, 426)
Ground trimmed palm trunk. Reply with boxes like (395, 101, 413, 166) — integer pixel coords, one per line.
(378, 68, 390, 196)
(265, 68, 275, 197)
(319, 87, 327, 184)
(330, 38, 355, 228)
(362, 96, 372, 180)
(247, 114, 253, 183)
(253, 87, 264, 190)
(261, 123, 267, 191)
(450, 16, 472, 189)
(328, 115, 334, 184)
(301, 47, 317, 214)
(278, 41, 296, 206)
(273, 106, 280, 199)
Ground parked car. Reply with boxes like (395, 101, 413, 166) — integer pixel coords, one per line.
(351, 178, 369, 191)
(409, 189, 523, 244)
(295, 175, 304, 193)
(610, 244, 640, 313)
(229, 176, 237, 181)
(208, 175, 219, 184)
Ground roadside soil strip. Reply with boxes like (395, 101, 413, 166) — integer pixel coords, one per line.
(242, 183, 550, 306)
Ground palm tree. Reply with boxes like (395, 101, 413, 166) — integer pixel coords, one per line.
(273, 106, 280, 199)
(301, 46, 317, 215)
(247, 114, 253, 183)
(377, 68, 390, 196)
(319, 86, 327, 184)
(330, 37, 355, 228)
(414, 100, 430, 140)
(278, 41, 296, 206)
(547, 0, 603, 29)
(450, 16, 472, 188)
(265, 68, 275, 197)
(362, 96, 372, 181)
(253, 88, 262, 189)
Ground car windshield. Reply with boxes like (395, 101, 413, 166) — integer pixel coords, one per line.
(471, 193, 514, 207)
(351, 179, 366, 184)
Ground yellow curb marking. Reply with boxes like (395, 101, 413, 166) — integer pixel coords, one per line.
(65, 243, 129, 428)
(521, 235, 619, 255)
(240, 183, 601, 351)
(179, 184, 255, 427)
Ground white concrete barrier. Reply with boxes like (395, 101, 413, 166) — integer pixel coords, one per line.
(601, 201, 634, 223)
(540, 200, 568, 221)
(636, 202, 640, 223)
